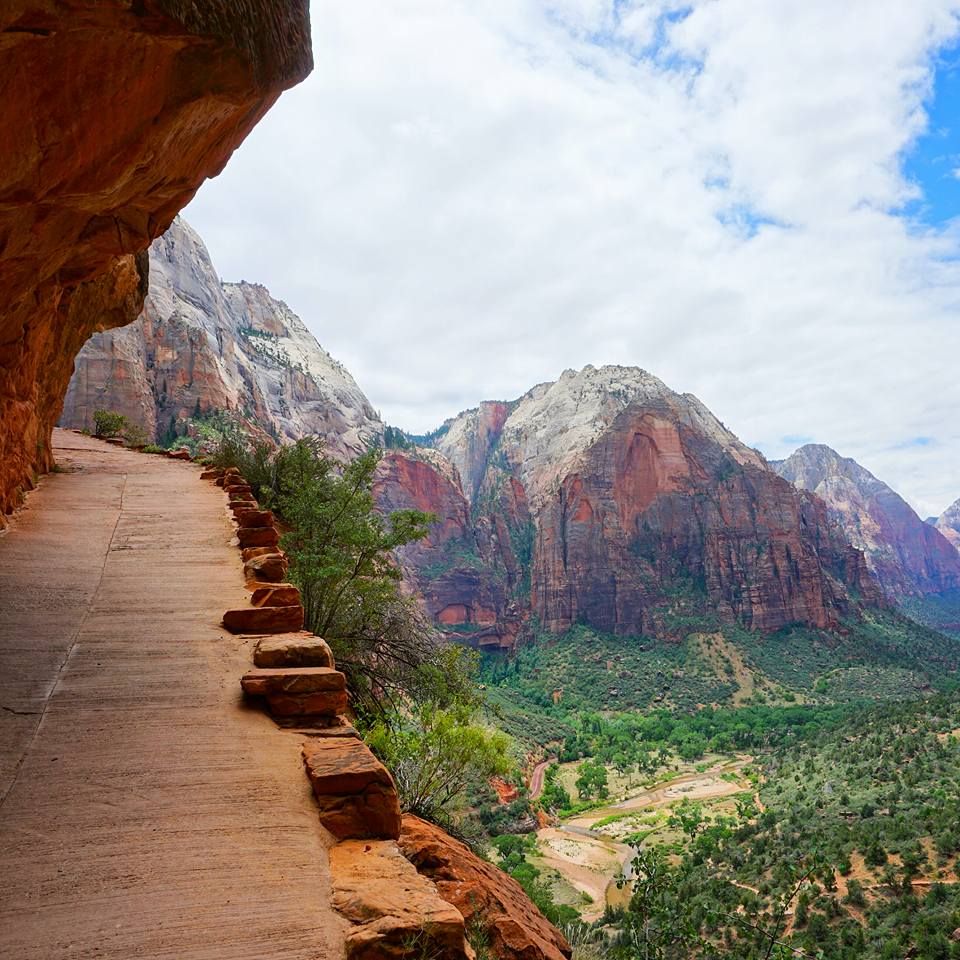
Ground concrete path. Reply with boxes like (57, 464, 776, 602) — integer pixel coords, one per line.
(0, 431, 343, 959)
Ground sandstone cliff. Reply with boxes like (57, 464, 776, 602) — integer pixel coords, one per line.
(62, 218, 383, 459)
(388, 366, 882, 645)
(775, 444, 960, 597)
(0, 0, 312, 524)
(938, 497, 960, 552)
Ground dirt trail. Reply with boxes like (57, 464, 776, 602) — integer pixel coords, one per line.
(0, 432, 343, 960)
(537, 757, 752, 922)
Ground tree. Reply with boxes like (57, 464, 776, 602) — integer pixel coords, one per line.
(576, 758, 609, 801)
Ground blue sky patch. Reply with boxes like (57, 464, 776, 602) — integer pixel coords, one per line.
(902, 42, 960, 226)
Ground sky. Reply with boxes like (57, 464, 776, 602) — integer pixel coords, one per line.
(185, 0, 960, 518)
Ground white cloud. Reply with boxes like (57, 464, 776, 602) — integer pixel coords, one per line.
(185, 0, 960, 518)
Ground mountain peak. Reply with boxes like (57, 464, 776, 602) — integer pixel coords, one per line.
(776, 444, 960, 596)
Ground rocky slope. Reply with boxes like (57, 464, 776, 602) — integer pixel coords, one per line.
(62, 218, 383, 459)
(387, 366, 881, 646)
(0, 1, 312, 524)
(775, 444, 960, 597)
(937, 497, 960, 552)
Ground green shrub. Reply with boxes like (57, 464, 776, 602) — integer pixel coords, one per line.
(92, 409, 128, 438)
(365, 700, 511, 822)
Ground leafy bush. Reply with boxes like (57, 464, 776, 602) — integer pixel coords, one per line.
(92, 409, 128, 438)
(365, 700, 511, 822)
(213, 433, 477, 716)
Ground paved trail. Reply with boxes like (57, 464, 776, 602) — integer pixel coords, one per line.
(0, 431, 343, 959)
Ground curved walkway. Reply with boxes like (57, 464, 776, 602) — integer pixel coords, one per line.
(0, 431, 343, 959)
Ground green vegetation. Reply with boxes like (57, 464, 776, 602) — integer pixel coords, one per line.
(383, 424, 414, 450)
(212, 432, 527, 845)
(92, 409, 128, 438)
(901, 589, 960, 640)
(366, 700, 511, 826)
(593, 692, 960, 958)
(489, 834, 583, 928)
(480, 611, 960, 736)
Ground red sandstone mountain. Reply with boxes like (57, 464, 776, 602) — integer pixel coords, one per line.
(58, 219, 886, 647)
(61, 218, 382, 460)
(937, 497, 960, 552)
(383, 366, 882, 647)
(774, 444, 960, 598)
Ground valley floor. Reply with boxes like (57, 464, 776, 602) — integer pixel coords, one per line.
(0, 431, 344, 959)
(533, 755, 753, 921)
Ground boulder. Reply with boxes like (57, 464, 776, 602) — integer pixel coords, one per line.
(238, 525, 280, 549)
(399, 815, 572, 960)
(166, 448, 191, 460)
(252, 632, 335, 669)
(224, 467, 242, 478)
(244, 553, 289, 583)
(222, 604, 303, 634)
(200, 469, 223, 480)
(302, 738, 402, 840)
(330, 839, 471, 960)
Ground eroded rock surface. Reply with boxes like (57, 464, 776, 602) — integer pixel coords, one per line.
(938, 497, 960, 552)
(62, 218, 384, 457)
(399, 815, 572, 960)
(388, 365, 881, 642)
(776, 444, 960, 597)
(302, 738, 402, 841)
(0, 1, 312, 521)
(330, 839, 471, 960)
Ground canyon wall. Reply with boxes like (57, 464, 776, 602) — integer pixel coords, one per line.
(391, 366, 883, 645)
(62, 218, 383, 460)
(938, 497, 960, 552)
(0, 0, 312, 523)
(776, 444, 960, 597)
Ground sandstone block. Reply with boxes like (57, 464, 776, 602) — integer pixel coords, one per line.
(242, 666, 347, 720)
(236, 508, 274, 528)
(250, 582, 301, 607)
(302, 738, 402, 840)
(244, 553, 288, 583)
(298, 716, 358, 738)
(330, 839, 471, 960)
(222, 604, 303, 634)
(167, 448, 191, 460)
(199, 469, 222, 480)
(268, 690, 349, 717)
(224, 467, 241, 477)
(253, 632, 334, 668)
(242, 546, 278, 563)
(238, 525, 280, 549)
(399, 814, 572, 960)
(241, 666, 345, 697)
